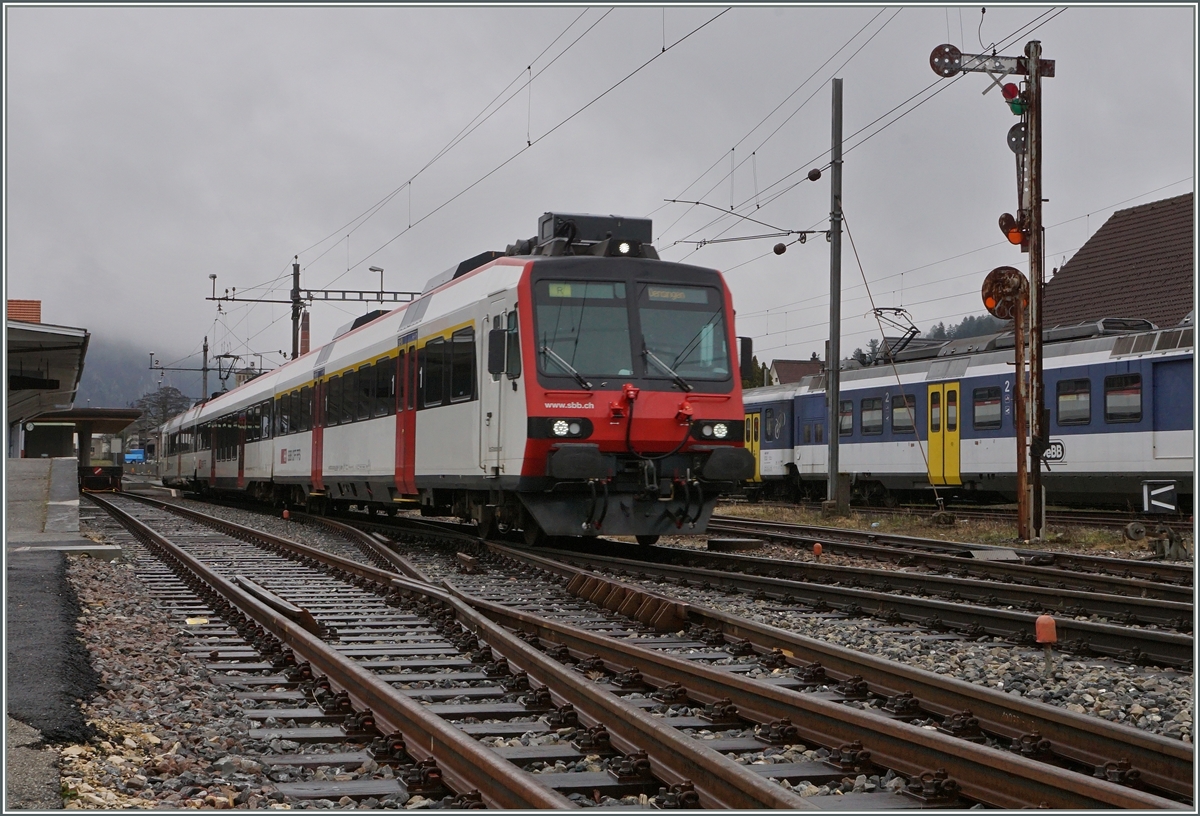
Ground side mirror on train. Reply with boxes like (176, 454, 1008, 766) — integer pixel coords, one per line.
(738, 336, 754, 381)
(487, 328, 507, 376)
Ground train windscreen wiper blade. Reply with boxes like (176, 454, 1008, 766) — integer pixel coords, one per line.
(540, 345, 592, 389)
(643, 343, 694, 392)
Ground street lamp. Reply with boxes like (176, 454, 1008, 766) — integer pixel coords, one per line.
(369, 266, 384, 303)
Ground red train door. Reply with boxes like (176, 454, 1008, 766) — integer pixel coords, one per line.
(394, 343, 418, 495)
(311, 377, 325, 492)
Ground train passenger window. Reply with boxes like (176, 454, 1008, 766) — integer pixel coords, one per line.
(839, 400, 853, 436)
(397, 353, 406, 410)
(763, 408, 775, 441)
(342, 370, 358, 424)
(278, 397, 290, 436)
(815, 422, 823, 443)
(423, 338, 446, 407)
(407, 351, 418, 411)
(972, 387, 1003, 430)
(506, 311, 521, 379)
(861, 398, 883, 435)
(1056, 379, 1090, 425)
(247, 407, 258, 442)
(802, 423, 811, 444)
(357, 365, 373, 421)
(375, 358, 394, 417)
(946, 389, 958, 432)
(1104, 374, 1141, 423)
(300, 387, 312, 431)
(892, 395, 916, 433)
(451, 328, 475, 402)
(327, 376, 342, 426)
(289, 391, 301, 434)
(261, 402, 272, 439)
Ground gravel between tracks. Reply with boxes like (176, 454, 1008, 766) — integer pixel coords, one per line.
(59, 498, 1191, 810)
(163, 499, 1196, 743)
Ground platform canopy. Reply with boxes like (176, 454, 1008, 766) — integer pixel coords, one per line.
(33, 408, 142, 435)
(6, 319, 90, 424)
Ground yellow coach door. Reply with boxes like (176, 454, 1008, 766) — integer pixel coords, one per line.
(744, 411, 761, 482)
(927, 383, 961, 486)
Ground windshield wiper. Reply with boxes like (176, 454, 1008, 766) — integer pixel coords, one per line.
(644, 343, 693, 392)
(540, 345, 592, 389)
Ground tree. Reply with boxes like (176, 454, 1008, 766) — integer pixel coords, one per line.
(851, 338, 882, 366)
(132, 386, 194, 436)
(742, 355, 762, 389)
(924, 314, 1010, 341)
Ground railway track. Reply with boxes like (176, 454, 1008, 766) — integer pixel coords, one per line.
(708, 514, 1194, 590)
(88, 493, 1188, 808)
(304, 510, 1194, 806)
(723, 499, 1192, 535)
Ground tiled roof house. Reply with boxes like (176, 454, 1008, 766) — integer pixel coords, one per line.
(770, 358, 823, 385)
(1043, 193, 1194, 329)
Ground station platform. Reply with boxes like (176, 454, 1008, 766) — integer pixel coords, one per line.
(6, 457, 111, 805)
(6, 457, 122, 560)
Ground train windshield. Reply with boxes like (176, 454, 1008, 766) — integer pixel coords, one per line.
(535, 280, 634, 377)
(638, 284, 730, 381)
(533, 277, 731, 388)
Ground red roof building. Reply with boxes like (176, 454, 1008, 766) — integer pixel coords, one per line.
(1043, 193, 1194, 329)
(7, 299, 42, 323)
(769, 358, 823, 385)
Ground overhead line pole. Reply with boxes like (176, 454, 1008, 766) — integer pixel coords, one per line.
(208, 261, 421, 363)
(1026, 40, 1046, 540)
(826, 77, 846, 516)
(291, 257, 302, 360)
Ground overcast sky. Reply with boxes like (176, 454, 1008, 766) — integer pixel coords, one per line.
(5, 4, 1195, 390)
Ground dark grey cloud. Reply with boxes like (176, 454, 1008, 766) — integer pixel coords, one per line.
(6, 5, 1194, 379)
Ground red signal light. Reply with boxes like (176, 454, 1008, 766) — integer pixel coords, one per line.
(998, 212, 1025, 246)
(1001, 83, 1020, 101)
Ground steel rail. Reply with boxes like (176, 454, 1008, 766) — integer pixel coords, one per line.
(88, 494, 572, 809)
(555, 536, 1192, 629)
(446, 580, 1184, 810)
(269, 511, 1195, 804)
(712, 513, 1195, 582)
(708, 518, 1194, 600)
(527, 542, 1193, 668)
(112, 496, 820, 808)
(474, 540, 1194, 803)
(723, 500, 1192, 535)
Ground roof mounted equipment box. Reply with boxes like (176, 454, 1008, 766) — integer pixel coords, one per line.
(538, 212, 653, 246)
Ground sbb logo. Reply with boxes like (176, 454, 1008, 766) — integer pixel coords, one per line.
(1044, 439, 1066, 462)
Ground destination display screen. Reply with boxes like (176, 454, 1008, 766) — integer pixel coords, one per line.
(645, 286, 709, 304)
(545, 282, 625, 300)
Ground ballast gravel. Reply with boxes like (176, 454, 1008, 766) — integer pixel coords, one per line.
(55, 497, 1191, 810)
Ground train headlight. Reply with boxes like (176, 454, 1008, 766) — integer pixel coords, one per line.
(618, 241, 631, 255)
(536, 417, 594, 439)
(691, 420, 741, 442)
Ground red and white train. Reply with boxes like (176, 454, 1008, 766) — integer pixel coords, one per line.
(159, 213, 754, 543)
